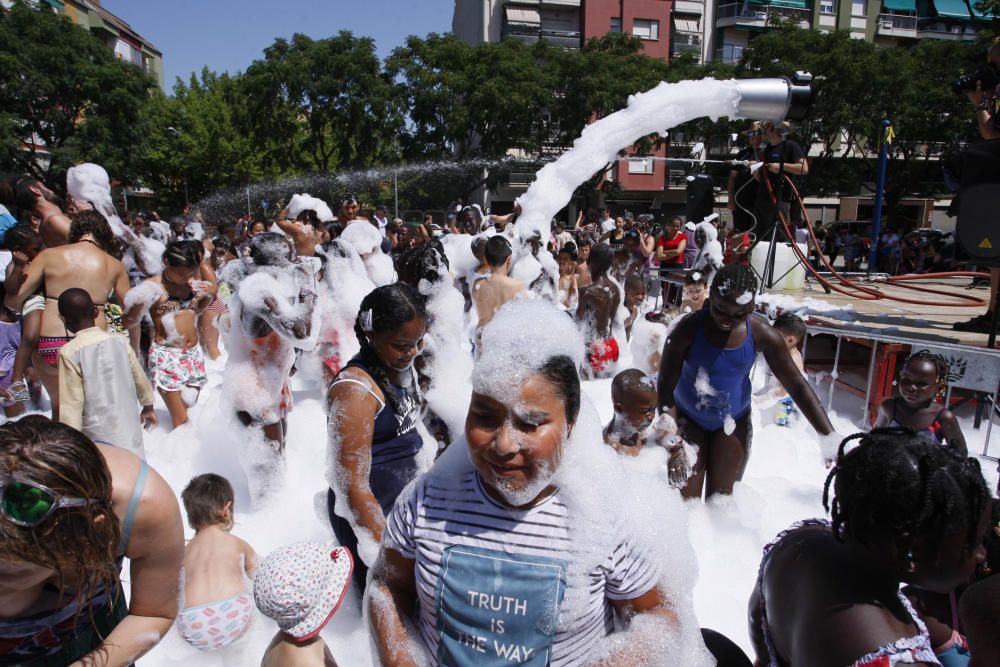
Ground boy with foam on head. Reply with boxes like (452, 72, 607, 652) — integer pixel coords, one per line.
(679, 270, 709, 314)
(604, 368, 695, 485)
(604, 369, 658, 456)
(56, 288, 156, 458)
(254, 540, 353, 667)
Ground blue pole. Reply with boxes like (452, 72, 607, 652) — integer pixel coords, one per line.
(868, 119, 891, 276)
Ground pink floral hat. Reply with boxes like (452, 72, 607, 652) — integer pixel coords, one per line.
(252, 541, 353, 642)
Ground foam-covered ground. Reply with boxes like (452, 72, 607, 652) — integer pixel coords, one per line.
(97, 348, 998, 665)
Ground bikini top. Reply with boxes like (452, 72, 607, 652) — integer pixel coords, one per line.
(151, 291, 196, 318)
(0, 460, 147, 661)
(756, 519, 940, 667)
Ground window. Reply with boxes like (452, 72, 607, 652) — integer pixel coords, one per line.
(114, 38, 142, 66)
(610, 17, 622, 32)
(820, 0, 835, 13)
(632, 18, 659, 40)
(627, 158, 654, 175)
(851, 0, 866, 16)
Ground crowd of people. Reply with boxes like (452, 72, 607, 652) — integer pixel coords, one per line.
(0, 164, 996, 667)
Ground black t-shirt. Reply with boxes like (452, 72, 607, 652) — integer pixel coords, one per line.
(761, 140, 806, 202)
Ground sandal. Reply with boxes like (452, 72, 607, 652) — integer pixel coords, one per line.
(8, 380, 30, 403)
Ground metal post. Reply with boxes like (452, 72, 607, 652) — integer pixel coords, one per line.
(246, 186, 251, 217)
(863, 341, 878, 426)
(868, 119, 891, 276)
(827, 336, 842, 413)
(394, 167, 399, 219)
(985, 388, 998, 457)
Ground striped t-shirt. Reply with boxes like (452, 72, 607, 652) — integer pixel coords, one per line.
(383, 464, 660, 666)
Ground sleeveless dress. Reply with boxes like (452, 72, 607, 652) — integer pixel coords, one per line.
(326, 355, 424, 592)
(755, 519, 941, 667)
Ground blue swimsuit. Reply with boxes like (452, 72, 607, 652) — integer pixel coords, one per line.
(674, 310, 756, 432)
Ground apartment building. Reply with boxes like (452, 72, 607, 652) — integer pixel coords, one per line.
(2, 0, 164, 87)
(454, 0, 694, 211)
(713, 0, 989, 64)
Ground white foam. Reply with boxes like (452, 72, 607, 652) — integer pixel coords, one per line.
(515, 78, 740, 250)
(474, 299, 584, 405)
(288, 193, 335, 223)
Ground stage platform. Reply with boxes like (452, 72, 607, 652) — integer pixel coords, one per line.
(762, 276, 995, 349)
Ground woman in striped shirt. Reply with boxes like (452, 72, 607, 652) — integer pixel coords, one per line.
(368, 301, 684, 666)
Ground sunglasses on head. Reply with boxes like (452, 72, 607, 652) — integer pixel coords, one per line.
(1, 475, 95, 528)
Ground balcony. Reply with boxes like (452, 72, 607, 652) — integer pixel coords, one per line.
(716, 2, 811, 28)
(876, 12, 918, 36)
(715, 43, 746, 63)
(502, 26, 581, 48)
(670, 31, 703, 56)
(915, 19, 977, 39)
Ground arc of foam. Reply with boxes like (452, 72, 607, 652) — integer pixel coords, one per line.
(515, 78, 743, 243)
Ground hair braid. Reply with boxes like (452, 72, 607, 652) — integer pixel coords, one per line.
(823, 427, 990, 559)
(351, 283, 427, 418)
(710, 262, 758, 299)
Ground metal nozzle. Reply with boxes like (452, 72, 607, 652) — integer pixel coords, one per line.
(735, 72, 814, 122)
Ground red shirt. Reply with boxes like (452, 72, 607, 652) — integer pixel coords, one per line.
(658, 235, 685, 267)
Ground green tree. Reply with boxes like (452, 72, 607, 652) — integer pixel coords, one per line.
(387, 34, 554, 160)
(141, 69, 265, 209)
(239, 31, 403, 174)
(0, 1, 154, 187)
(738, 27, 979, 205)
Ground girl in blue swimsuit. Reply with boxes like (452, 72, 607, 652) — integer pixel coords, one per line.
(658, 263, 836, 500)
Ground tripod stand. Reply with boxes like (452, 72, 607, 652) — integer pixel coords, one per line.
(749, 150, 823, 294)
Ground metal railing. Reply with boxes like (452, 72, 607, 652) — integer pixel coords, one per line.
(716, 2, 811, 23)
(876, 12, 917, 30)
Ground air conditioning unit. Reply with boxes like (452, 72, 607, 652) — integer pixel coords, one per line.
(882, 20, 893, 28)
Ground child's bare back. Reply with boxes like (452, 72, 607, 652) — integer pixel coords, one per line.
(473, 274, 525, 328)
(184, 526, 257, 608)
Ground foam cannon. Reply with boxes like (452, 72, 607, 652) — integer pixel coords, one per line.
(514, 73, 816, 244)
(733, 71, 814, 123)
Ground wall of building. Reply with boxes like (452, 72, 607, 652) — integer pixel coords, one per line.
(453, 0, 505, 44)
(583, 0, 674, 61)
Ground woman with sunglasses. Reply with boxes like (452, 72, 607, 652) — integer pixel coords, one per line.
(0, 416, 184, 666)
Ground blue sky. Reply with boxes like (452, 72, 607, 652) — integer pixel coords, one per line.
(102, 0, 455, 90)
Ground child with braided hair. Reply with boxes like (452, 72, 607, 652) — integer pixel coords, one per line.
(749, 428, 991, 667)
(324, 283, 428, 593)
(875, 350, 967, 456)
(658, 262, 836, 500)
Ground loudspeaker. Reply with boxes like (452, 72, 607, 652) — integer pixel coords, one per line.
(956, 182, 1000, 260)
(685, 174, 715, 224)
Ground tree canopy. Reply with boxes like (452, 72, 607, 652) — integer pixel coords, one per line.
(1, 1, 995, 211)
(0, 0, 154, 188)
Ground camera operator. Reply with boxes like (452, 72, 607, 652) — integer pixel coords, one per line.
(954, 42, 1000, 333)
(752, 121, 808, 244)
(966, 42, 1000, 141)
